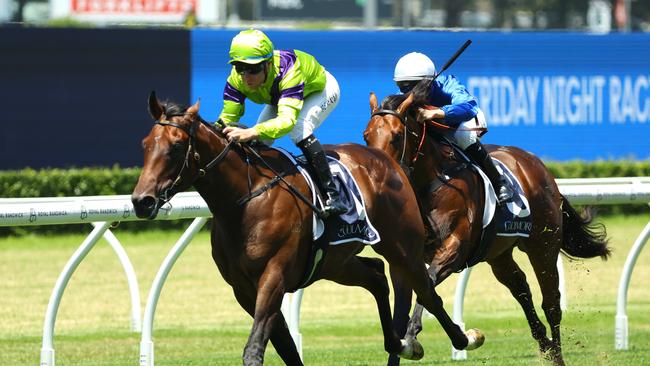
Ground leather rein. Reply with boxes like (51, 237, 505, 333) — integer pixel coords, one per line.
(371, 109, 427, 170)
(371, 108, 487, 171)
(154, 115, 324, 216)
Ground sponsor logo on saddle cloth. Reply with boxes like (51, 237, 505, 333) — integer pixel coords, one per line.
(275, 149, 381, 245)
(475, 159, 532, 237)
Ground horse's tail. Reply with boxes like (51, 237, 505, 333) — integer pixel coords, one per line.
(560, 195, 611, 260)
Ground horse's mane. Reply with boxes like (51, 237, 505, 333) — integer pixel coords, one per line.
(158, 100, 277, 156)
(160, 100, 188, 117)
(378, 78, 450, 151)
(160, 100, 223, 133)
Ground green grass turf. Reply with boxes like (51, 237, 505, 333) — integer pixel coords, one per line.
(1, 214, 649, 365)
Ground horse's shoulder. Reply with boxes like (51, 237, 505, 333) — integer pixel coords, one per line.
(486, 145, 539, 167)
(485, 144, 527, 157)
(332, 143, 399, 168)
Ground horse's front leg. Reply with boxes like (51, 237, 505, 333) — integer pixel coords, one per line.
(387, 268, 415, 366)
(321, 255, 403, 355)
(232, 284, 303, 366)
(399, 262, 440, 362)
(404, 303, 425, 348)
(401, 256, 484, 352)
(243, 262, 289, 366)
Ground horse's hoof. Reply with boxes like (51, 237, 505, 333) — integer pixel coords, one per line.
(465, 328, 485, 350)
(399, 338, 424, 360)
(540, 345, 565, 366)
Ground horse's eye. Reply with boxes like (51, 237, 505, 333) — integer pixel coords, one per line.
(169, 142, 185, 157)
(390, 132, 404, 148)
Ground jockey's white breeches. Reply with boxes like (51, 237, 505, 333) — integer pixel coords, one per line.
(444, 108, 487, 149)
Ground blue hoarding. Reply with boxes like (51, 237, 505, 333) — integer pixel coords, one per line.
(192, 30, 650, 161)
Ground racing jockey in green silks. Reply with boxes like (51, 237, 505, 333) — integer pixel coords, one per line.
(217, 29, 346, 217)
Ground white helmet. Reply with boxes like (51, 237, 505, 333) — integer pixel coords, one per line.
(393, 52, 436, 81)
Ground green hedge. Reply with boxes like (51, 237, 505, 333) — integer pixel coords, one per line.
(0, 166, 141, 197)
(545, 161, 650, 216)
(1, 161, 649, 235)
(0, 166, 197, 235)
(546, 160, 650, 180)
(3, 161, 649, 198)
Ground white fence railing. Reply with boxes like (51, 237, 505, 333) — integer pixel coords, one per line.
(0, 193, 212, 366)
(557, 178, 650, 353)
(450, 177, 650, 359)
(1, 178, 649, 365)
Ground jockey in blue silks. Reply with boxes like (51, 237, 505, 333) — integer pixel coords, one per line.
(394, 52, 513, 204)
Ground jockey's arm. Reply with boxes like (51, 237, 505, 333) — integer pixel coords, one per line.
(438, 75, 479, 127)
(218, 81, 246, 126)
(441, 100, 478, 127)
(220, 99, 301, 142)
(253, 99, 301, 139)
(418, 107, 445, 122)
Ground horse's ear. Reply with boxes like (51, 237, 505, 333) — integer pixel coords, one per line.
(369, 92, 379, 114)
(148, 91, 164, 120)
(187, 98, 201, 115)
(396, 93, 414, 116)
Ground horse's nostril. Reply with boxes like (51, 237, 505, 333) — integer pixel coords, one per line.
(132, 195, 158, 219)
(138, 196, 156, 210)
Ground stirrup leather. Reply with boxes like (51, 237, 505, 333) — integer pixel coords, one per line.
(297, 134, 346, 217)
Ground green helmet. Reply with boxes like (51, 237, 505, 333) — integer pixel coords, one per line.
(228, 29, 274, 64)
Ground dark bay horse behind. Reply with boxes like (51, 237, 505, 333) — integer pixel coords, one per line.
(363, 84, 610, 366)
(131, 92, 483, 365)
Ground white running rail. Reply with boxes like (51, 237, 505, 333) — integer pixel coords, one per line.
(450, 177, 650, 359)
(1, 177, 649, 365)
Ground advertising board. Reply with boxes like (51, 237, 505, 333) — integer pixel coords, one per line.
(193, 30, 650, 161)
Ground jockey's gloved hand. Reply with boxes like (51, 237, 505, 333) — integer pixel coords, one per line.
(224, 125, 259, 143)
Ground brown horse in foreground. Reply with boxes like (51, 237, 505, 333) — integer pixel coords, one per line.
(363, 83, 610, 366)
(131, 92, 484, 365)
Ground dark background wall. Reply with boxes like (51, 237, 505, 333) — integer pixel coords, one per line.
(0, 28, 190, 170)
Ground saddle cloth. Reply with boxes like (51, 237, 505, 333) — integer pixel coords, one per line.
(474, 158, 532, 237)
(275, 148, 381, 245)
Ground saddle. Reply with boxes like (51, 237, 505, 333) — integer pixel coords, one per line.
(252, 146, 381, 289)
(417, 134, 531, 267)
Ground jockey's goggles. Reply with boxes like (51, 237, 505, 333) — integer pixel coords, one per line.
(234, 62, 266, 75)
(397, 80, 419, 93)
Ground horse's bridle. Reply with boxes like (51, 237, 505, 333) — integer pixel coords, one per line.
(154, 115, 234, 204)
(155, 116, 326, 217)
(371, 109, 427, 171)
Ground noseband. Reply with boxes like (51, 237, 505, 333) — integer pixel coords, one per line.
(154, 115, 234, 203)
(371, 109, 427, 171)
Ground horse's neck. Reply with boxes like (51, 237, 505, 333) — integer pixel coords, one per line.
(193, 127, 251, 219)
(411, 137, 447, 189)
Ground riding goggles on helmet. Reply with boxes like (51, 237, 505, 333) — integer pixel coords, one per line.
(234, 62, 266, 75)
(397, 80, 419, 93)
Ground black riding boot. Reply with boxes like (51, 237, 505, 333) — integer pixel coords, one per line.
(297, 134, 347, 217)
(464, 142, 513, 204)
